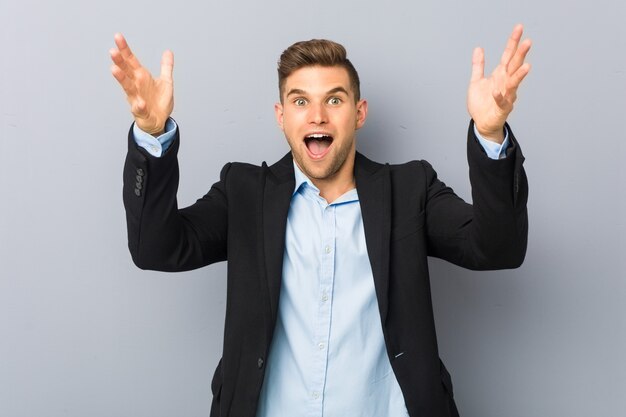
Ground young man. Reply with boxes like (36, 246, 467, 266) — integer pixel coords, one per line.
(111, 26, 530, 417)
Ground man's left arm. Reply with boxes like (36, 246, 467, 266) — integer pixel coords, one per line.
(424, 24, 531, 269)
(424, 120, 527, 270)
(467, 24, 531, 265)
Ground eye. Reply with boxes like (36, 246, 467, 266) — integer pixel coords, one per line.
(328, 97, 342, 105)
(294, 98, 307, 106)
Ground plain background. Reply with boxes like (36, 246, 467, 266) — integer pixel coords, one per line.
(1, 0, 625, 416)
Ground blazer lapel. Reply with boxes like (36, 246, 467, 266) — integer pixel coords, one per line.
(259, 152, 391, 329)
(354, 153, 392, 325)
(261, 153, 295, 326)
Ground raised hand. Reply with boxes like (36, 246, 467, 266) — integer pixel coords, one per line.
(110, 34, 174, 135)
(467, 24, 532, 143)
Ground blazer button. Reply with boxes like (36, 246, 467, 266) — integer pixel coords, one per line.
(257, 357, 264, 369)
(135, 182, 143, 190)
(136, 175, 143, 183)
(136, 168, 145, 177)
(134, 188, 141, 197)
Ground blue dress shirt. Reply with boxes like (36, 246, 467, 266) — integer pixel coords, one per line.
(255, 164, 409, 417)
(132, 120, 509, 416)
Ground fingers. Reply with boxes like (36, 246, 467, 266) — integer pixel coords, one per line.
(109, 34, 139, 89)
(109, 48, 135, 82)
(508, 62, 531, 89)
(109, 33, 148, 100)
(110, 63, 128, 86)
(160, 50, 174, 83)
(110, 62, 137, 97)
(110, 47, 138, 97)
(493, 62, 530, 110)
(113, 33, 141, 70)
(109, 33, 174, 132)
(507, 38, 532, 75)
(499, 23, 524, 67)
(470, 47, 485, 82)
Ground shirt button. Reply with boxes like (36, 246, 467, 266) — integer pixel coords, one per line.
(151, 146, 159, 153)
(318, 342, 325, 350)
(325, 246, 331, 254)
(312, 391, 320, 400)
(321, 294, 328, 302)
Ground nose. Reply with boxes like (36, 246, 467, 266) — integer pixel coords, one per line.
(309, 102, 328, 125)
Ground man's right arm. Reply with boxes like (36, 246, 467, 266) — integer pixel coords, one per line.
(112, 34, 229, 271)
(123, 124, 230, 271)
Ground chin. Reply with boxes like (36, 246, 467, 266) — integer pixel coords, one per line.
(302, 165, 332, 180)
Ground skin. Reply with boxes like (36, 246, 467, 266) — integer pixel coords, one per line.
(467, 24, 532, 143)
(109, 33, 174, 136)
(274, 66, 367, 202)
(110, 25, 531, 199)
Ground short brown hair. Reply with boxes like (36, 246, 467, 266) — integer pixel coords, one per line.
(277, 39, 361, 103)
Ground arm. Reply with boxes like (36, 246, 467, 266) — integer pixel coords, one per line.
(424, 121, 528, 270)
(112, 34, 228, 271)
(424, 25, 531, 269)
(123, 126, 230, 271)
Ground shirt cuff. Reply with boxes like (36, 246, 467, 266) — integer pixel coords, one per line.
(132, 118, 178, 157)
(473, 124, 510, 160)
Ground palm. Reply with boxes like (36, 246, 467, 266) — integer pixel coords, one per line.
(467, 25, 532, 142)
(110, 34, 174, 135)
(132, 67, 174, 133)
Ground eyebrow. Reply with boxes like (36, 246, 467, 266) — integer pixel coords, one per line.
(285, 88, 307, 98)
(285, 86, 350, 98)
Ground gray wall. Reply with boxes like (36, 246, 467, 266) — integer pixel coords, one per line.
(1, 0, 624, 416)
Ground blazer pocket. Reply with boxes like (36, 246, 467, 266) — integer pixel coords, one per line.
(391, 210, 425, 242)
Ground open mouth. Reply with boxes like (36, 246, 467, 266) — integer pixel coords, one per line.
(304, 133, 334, 158)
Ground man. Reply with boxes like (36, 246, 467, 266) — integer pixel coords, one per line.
(110, 26, 530, 417)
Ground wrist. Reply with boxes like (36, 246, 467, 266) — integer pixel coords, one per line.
(475, 123, 505, 144)
(136, 121, 165, 137)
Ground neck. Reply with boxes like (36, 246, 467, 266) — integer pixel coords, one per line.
(309, 152, 356, 203)
(312, 175, 356, 204)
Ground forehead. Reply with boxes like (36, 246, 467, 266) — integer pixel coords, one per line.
(283, 66, 352, 96)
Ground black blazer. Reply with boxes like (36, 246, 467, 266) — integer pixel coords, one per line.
(123, 121, 528, 417)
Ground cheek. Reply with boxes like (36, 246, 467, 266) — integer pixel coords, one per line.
(337, 117, 358, 133)
(281, 122, 299, 144)
(282, 113, 305, 133)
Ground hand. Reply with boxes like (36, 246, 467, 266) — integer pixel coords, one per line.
(467, 24, 532, 143)
(110, 33, 174, 135)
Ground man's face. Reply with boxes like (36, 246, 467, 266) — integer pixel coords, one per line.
(275, 66, 367, 184)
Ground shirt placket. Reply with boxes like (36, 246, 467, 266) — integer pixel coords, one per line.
(308, 199, 336, 417)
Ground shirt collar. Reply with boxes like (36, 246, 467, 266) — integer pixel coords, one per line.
(292, 161, 316, 196)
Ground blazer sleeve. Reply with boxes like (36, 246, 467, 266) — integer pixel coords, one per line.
(423, 121, 528, 270)
(123, 125, 229, 272)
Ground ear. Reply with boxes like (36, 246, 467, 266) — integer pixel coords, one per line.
(355, 99, 368, 130)
(274, 102, 285, 131)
